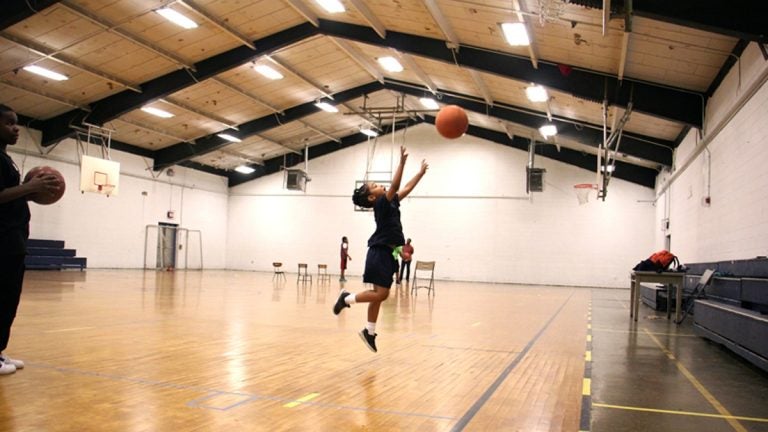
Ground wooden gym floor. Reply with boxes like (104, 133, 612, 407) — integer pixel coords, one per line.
(1, 270, 766, 431)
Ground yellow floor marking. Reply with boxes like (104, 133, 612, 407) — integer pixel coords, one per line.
(593, 403, 768, 423)
(592, 327, 698, 337)
(587, 323, 592, 329)
(283, 392, 320, 408)
(582, 378, 591, 396)
(43, 327, 95, 333)
(585, 351, 591, 362)
(643, 329, 748, 432)
(586, 334, 592, 342)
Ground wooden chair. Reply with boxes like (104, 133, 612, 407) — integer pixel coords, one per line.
(297, 263, 312, 284)
(317, 264, 331, 284)
(412, 261, 435, 296)
(272, 262, 286, 281)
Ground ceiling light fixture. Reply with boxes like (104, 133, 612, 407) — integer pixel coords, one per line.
(22, 65, 68, 81)
(254, 64, 283, 80)
(526, 85, 549, 102)
(141, 106, 174, 118)
(539, 124, 557, 138)
(217, 133, 242, 142)
(500, 22, 530, 46)
(156, 8, 198, 29)
(419, 97, 439, 110)
(234, 165, 255, 174)
(315, 0, 345, 13)
(315, 101, 338, 113)
(377, 56, 403, 72)
(360, 127, 379, 137)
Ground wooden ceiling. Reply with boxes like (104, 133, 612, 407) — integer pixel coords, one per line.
(1, 0, 763, 188)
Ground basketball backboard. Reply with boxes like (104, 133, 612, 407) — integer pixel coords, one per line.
(80, 155, 120, 196)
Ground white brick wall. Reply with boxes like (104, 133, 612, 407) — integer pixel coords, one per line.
(660, 42, 768, 263)
(228, 124, 656, 288)
(17, 43, 766, 282)
(11, 137, 229, 269)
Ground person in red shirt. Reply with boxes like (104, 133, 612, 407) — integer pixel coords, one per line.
(339, 236, 352, 282)
(397, 238, 414, 284)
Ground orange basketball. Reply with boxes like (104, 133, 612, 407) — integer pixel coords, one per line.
(435, 105, 469, 139)
(23, 166, 66, 205)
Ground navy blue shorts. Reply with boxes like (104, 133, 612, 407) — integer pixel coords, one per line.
(363, 245, 398, 288)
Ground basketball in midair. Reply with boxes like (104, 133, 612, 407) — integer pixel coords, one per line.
(435, 105, 469, 139)
(23, 166, 66, 205)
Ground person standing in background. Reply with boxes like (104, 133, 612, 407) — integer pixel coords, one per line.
(340, 236, 352, 282)
(397, 238, 414, 284)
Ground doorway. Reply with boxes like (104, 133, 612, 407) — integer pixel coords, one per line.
(157, 222, 178, 270)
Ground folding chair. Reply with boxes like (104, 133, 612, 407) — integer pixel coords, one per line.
(412, 261, 435, 296)
(297, 263, 312, 284)
(317, 264, 331, 284)
(272, 262, 286, 281)
(675, 269, 715, 324)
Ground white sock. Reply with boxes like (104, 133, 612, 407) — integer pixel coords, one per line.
(366, 322, 376, 335)
(345, 293, 357, 305)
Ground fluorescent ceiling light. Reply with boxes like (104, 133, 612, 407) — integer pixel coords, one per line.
(217, 133, 242, 143)
(601, 164, 615, 172)
(254, 64, 283, 80)
(377, 56, 403, 72)
(419, 98, 439, 110)
(22, 65, 68, 81)
(360, 127, 378, 137)
(500, 22, 530, 46)
(315, 0, 345, 13)
(526, 85, 548, 102)
(235, 165, 255, 174)
(315, 101, 338, 113)
(156, 8, 198, 29)
(141, 106, 174, 118)
(539, 124, 557, 138)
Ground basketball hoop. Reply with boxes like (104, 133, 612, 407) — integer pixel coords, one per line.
(97, 184, 115, 196)
(574, 183, 597, 205)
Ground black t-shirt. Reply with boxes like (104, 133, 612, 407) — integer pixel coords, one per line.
(0, 151, 30, 255)
(367, 194, 404, 248)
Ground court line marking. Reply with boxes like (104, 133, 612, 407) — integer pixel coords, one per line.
(187, 392, 258, 411)
(43, 327, 95, 333)
(450, 291, 575, 432)
(284, 392, 320, 408)
(28, 363, 455, 420)
(643, 329, 748, 432)
(591, 327, 699, 337)
(593, 403, 768, 423)
(421, 344, 518, 354)
(578, 298, 592, 431)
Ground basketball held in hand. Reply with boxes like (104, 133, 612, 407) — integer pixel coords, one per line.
(24, 166, 66, 205)
(435, 105, 469, 139)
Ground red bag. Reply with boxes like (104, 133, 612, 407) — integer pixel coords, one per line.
(634, 250, 680, 272)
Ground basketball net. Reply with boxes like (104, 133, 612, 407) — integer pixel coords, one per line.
(574, 183, 597, 205)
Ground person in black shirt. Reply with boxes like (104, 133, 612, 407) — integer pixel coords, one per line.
(0, 104, 60, 375)
(334, 146, 428, 352)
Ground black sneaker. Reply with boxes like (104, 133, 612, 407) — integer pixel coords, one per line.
(358, 329, 377, 352)
(333, 290, 350, 315)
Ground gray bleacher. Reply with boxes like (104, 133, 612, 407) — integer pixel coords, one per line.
(685, 258, 768, 372)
